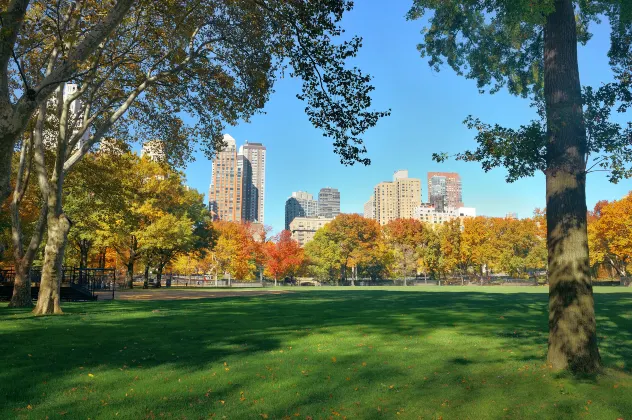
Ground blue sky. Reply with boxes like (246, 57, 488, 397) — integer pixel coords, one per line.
(179, 1, 631, 234)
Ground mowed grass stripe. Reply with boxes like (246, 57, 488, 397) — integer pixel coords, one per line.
(1, 287, 631, 419)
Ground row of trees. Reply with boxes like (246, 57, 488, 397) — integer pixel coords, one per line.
(1, 151, 212, 289)
(183, 201, 629, 286)
(304, 214, 548, 283)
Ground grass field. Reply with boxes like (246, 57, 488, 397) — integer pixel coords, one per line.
(1, 287, 631, 419)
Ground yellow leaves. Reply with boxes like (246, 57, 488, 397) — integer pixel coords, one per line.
(26, 404, 33, 410)
(88, 373, 95, 378)
(361, 362, 367, 367)
(331, 357, 337, 363)
(260, 414, 268, 419)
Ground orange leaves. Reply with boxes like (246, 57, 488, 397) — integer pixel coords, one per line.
(331, 357, 337, 363)
(264, 230, 305, 280)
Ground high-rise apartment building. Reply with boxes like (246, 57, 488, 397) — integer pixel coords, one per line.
(285, 191, 319, 230)
(208, 135, 266, 223)
(373, 170, 421, 225)
(363, 196, 375, 219)
(239, 142, 267, 224)
(208, 134, 243, 222)
(427, 172, 463, 212)
(318, 187, 340, 218)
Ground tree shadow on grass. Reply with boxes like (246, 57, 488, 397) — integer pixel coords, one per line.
(0, 289, 631, 418)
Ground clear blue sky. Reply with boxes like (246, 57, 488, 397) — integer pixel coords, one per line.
(180, 1, 631, 234)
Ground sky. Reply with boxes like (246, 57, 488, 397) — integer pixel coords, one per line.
(178, 1, 631, 234)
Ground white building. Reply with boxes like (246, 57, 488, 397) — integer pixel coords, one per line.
(141, 139, 166, 162)
(45, 83, 90, 150)
(363, 196, 375, 219)
(414, 204, 476, 225)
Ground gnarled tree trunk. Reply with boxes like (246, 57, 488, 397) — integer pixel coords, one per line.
(544, 0, 600, 373)
(9, 261, 32, 308)
(32, 213, 71, 315)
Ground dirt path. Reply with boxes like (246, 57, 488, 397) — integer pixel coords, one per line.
(96, 288, 292, 301)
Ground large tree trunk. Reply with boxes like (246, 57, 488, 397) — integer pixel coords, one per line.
(9, 261, 32, 308)
(544, 0, 600, 373)
(32, 213, 71, 315)
(143, 264, 150, 289)
(156, 263, 163, 288)
(126, 261, 134, 289)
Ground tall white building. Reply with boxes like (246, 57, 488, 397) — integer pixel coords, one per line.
(239, 142, 267, 224)
(45, 83, 90, 149)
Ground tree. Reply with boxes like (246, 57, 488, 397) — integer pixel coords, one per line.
(5, 132, 46, 307)
(63, 153, 128, 270)
(324, 214, 383, 284)
(407, 0, 632, 372)
(460, 217, 494, 281)
(304, 231, 343, 283)
(211, 221, 260, 282)
(264, 230, 305, 286)
(383, 219, 426, 285)
(437, 219, 464, 280)
(588, 194, 632, 278)
(0, 0, 135, 201)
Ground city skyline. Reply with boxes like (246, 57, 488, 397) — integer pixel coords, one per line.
(208, 134, 267, 224)
(177, 2, 629, 234)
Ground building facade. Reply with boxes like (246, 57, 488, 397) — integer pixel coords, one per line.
(318, 187, 340, 218)
(427, 172, 463, 212)
(414, 204, 476, 226)
(208, 134, 243, 222)
(239, 142, 267, 224)
(141, 139, 166, 162)
(373, 170, 422, 225)
(285, 191, 319, 230)
(363, 196, 375, 219)
(289, 216, 334, 247)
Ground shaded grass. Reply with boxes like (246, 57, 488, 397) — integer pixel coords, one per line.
(1, 287, 631, 419)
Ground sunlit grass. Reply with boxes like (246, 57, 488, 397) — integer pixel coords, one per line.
(1, 287, 631, 419)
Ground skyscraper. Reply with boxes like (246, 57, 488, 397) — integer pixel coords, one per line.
(373, 170, 421, 225)
(208, 134, 243, 222)
(427, 172, 463, 212)
(239, 142, 267, 224)
(285, 191, 319, 230)
(318, 187, 340, 218)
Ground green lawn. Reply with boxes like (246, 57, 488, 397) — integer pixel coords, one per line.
(1, 287, 631, 419)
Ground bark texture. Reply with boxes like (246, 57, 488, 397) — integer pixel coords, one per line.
(544, 0, 600, 373)
(9, 262, 32, 308)
(32, 213, 70, 315)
